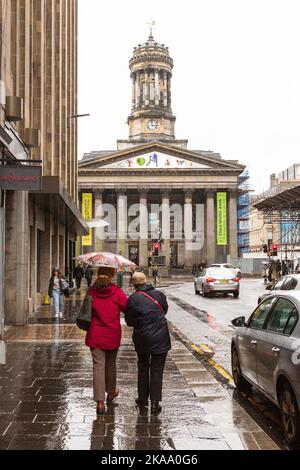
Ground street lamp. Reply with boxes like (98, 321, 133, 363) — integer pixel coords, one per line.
(67, 113, 90, 128)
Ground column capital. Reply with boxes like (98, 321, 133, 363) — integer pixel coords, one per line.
(184, 188, 194, 200)
(228, 188, 239, 197)
(138, 188, 149, 198)
(161, 188, 171, 198)
(206, 189, 216, 197)
(94, 189, 104, 198)
(115, 187, 127, 196)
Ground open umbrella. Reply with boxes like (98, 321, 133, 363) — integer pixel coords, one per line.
(76, 252, 137, 272)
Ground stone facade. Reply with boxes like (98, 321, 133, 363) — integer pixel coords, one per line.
(0, 0, 84, 326)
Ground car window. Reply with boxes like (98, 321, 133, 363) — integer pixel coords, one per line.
(282, 277, 298, 291)
(200, 270, 206, 277)
(266, 298, 296, 334)
(284, 308, 299, 335)
(248, 298, 275, 330)
(272, 278, 286, 290)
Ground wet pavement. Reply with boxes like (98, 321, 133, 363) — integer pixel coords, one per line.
(0, 292, 280, 450)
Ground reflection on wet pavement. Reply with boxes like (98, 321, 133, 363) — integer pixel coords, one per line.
(0, 299, 280, 450)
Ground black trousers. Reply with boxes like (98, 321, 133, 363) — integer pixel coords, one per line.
(75, 277, 82, 289)
(137, 352, 167, 402)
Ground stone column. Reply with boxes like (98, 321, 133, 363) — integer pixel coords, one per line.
(163, 71, 168, 107)
(206, 190, 216, 265)
(161, 189, 171, 268)
(131, 73, 136, 109)
(167, 73, 172, 109)
(184, 189, 194, 268)
(144, 70, 149, 105)
(94, 189, 104, 252)
(155, 70, 160, 106)
(229, 189, 238, 259)
(117, 189, 128, 257)
(135, 71, 140, 108)
(139, 190, 149, 268)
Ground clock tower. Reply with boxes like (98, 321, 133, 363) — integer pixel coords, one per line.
(126, 28, 177, 144)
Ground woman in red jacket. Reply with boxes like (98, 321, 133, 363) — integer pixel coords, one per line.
(84, 266, 128, 414)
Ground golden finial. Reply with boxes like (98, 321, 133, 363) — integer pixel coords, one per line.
(147, 19, 155, 39)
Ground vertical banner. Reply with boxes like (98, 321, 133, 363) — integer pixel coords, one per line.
(82, 193, 93, 247)
(216, 192, 228, 245)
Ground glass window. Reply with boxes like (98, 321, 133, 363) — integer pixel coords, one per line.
(200, 270, 206, 277)
(272, 278, 286, 290)
(284, 309, 299, 336)
(282, 277, 298, 291)
(248, 298, 276, 330)
(266, 298, 297, 334)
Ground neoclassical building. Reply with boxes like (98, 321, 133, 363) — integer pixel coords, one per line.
(78, 30, 244, 271)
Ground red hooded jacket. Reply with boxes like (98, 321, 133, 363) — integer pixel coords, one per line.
(85, 283, 128, 350)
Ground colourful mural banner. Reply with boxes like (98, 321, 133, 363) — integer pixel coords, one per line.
(82, 193, 93, 247)
(216, 192, 228, 246)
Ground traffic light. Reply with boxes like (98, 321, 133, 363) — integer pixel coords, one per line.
(272, 244, 278, 256)
(263, 244, 268, 253)
(154, 242, 160, 256)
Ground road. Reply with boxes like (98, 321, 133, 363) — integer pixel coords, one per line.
(162, 278, 290, 449)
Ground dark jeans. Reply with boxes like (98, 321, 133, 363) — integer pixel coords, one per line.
(75, 277, 82, 289)
(137, 352, 167, 402)
(86, 278, 92, 288)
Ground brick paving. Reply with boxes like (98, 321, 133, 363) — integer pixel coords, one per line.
(0, 298, 280, 450)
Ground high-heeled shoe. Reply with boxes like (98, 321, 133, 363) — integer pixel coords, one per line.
(96, 401, 105, 415)
(151, 401, 162, 415)
(106, 389, 119, 404)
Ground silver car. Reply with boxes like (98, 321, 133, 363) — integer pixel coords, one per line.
(194, 268, 240, 298)
(209, 263, 242, 278)
(231, 291, 300, 447)
(258, 274, 300, 304)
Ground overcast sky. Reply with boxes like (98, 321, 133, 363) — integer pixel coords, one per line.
(78, 0, 300, 193)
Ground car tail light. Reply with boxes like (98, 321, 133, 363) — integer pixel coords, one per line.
(206, 277, 216, 283)
(233, 277, 240, 282)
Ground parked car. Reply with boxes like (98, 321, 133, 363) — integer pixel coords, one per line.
(231, 291, 300, 447)
(194, 268, 240, 298)
(258, 274, 300, 304)
(209, 263, 242, 278)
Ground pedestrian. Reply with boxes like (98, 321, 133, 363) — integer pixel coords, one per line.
(271, 261, 277, 284)
(84, 266, 128, 415)
(262, 263, 268, 284)
(282, 260, 287, 276)
(74, 264, 85, 291)
(276, 260, 282, 281)
(192, 264, 197, 279)
(152, 264, 158, 286)
(125, 272, 171, 415)
(85, 266, 94, 289)
(48, 267, 67, 319)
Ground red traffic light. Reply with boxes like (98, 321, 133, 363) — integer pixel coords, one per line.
(154, 243, 159, 250)
(272, 244, 278, 251)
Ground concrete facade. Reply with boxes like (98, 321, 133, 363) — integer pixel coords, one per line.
(78, 31, 244, 271)
(0, 0, 85, 327)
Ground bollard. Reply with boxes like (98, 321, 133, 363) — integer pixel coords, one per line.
(43, 293, 50, 305)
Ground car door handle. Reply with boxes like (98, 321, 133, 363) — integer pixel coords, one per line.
(250, 340, 258, 344)
(272, 347, 280, 352)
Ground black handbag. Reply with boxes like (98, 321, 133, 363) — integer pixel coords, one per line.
(76, 295, 92, 331)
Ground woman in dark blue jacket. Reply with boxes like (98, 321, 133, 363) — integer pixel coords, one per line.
(125, 272, 171, 414)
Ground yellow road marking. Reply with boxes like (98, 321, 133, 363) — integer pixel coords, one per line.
(192, 343, 234, 382)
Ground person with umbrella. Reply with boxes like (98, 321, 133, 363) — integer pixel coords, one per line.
(74, 264, 85, 292)
(85, 266, 94, 289)
(83, 265, 128, 415)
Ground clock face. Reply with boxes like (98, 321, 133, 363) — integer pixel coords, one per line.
(146, 119, 159, 132)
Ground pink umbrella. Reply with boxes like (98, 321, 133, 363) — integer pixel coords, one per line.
(76, 252, 137, 272)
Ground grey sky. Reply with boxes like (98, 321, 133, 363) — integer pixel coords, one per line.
(78, 0, 300, 193)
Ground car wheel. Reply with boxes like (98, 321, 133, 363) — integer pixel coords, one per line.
(233, 292, 239, 298)
(279, 382, 300, 448)
(202, 286, 208, 297)
(194, 283, 200, 295)
(231, 347, 252, 395)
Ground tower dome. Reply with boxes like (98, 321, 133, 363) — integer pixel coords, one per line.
(127, 29, 176, 143)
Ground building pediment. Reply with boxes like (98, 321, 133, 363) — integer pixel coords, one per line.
(78, 141, 244, 173)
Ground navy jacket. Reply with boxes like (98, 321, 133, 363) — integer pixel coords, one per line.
(125, 284, 171, 354)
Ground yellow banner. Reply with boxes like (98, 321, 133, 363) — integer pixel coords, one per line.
(82, 193, 92, 246)
(216, 192, 227, 245)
